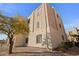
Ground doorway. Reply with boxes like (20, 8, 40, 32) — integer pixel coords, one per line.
(25, 38, 28, 47)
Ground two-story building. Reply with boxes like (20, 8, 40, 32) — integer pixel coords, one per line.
(28, 3, 66, 50)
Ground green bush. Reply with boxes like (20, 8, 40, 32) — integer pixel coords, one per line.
(53, 42, 73, 52)
(63, 42, 73, 49)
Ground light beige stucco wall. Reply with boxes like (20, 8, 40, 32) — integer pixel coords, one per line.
(28, 4, 48, 48)
(46, 4, 66, 48)
(13, 34, 27, 47)
(28, 3, 66, 49)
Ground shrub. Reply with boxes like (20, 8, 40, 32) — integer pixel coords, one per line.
(63, 42, 73, 49)
(53, 42, 73, 52)
(54, 42, 73, 52)
(75, 42, 79, 47)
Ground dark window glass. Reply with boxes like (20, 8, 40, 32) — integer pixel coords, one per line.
(36, 34, 42, 43)
(37, 22, 39, 28)
(57, 14, 59, 18)
(59, 24, 61, 28)
(26, 38, 28, 43)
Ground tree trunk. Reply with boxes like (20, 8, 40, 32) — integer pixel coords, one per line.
(9, 34, 13, 54)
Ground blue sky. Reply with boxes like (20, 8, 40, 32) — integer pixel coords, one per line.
(0, 3, 79, 39)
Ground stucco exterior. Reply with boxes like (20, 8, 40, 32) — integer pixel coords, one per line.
(13, 34, 27, 47)
(7, 34, 28, 47)
(28, 3, 67, 49)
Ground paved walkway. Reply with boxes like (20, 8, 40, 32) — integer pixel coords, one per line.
(13, 47, 50, 52)
(0, 47, 70, 56)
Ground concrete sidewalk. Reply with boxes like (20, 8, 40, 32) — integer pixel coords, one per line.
(0, 47, 70, 56)
(12, 47, 50, 53)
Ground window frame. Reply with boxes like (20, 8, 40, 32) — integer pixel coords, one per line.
(36, 34, 42, 43)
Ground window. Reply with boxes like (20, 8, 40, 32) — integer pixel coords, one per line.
(57, 14, 59, 18)
(59, 24, 61, 28)
(62, 35, 64, 40)
(56, 14, 59, 30)
(57, 14, 61, 29)
(26, 38, 28, 43)
(37, 22, 40, 28)
(36, 34, 42, 43)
